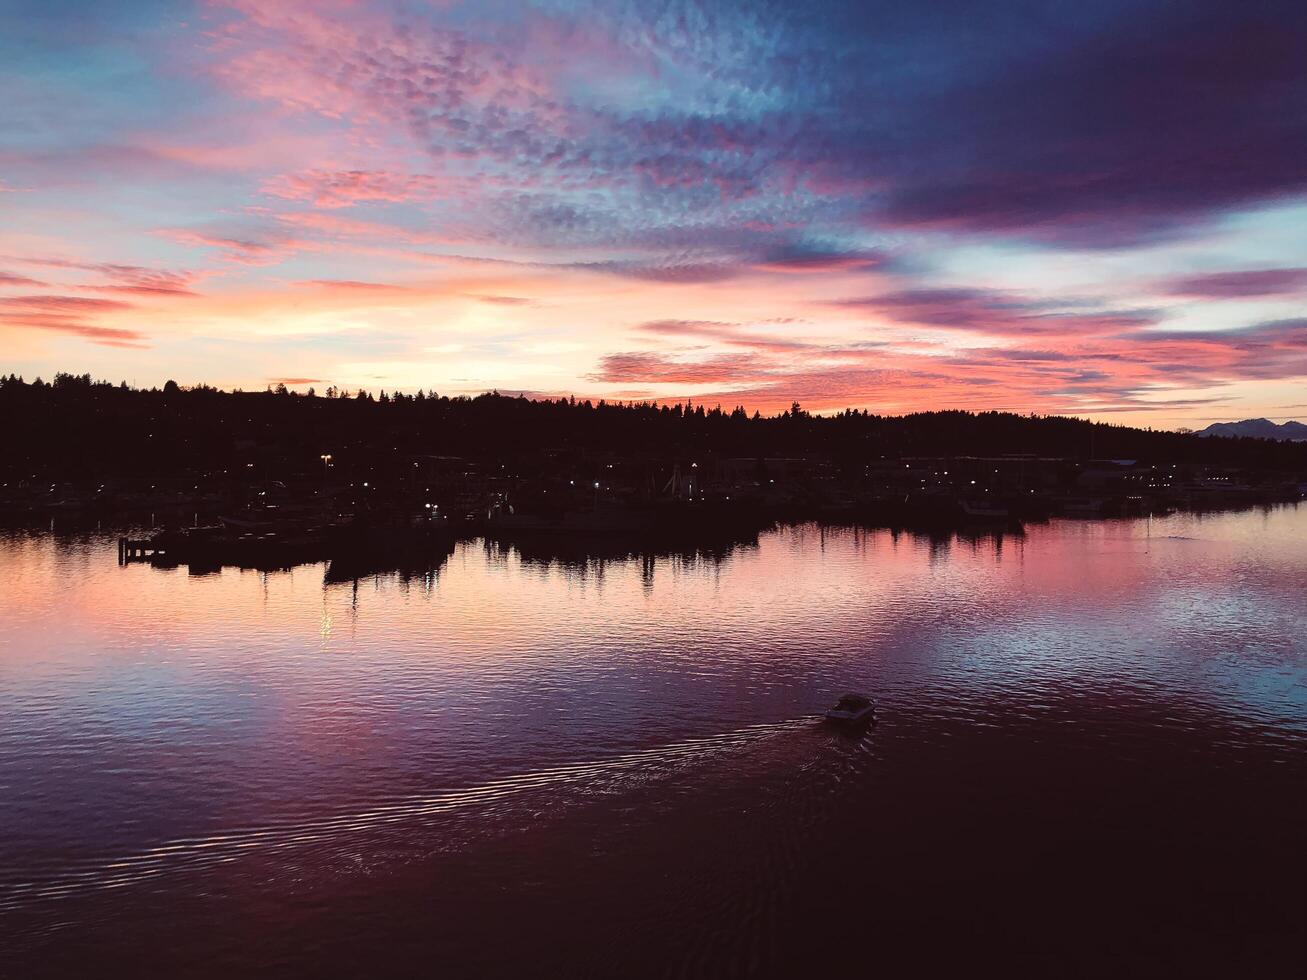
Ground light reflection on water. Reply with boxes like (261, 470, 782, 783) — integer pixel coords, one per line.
(1, 505, 1305, 974)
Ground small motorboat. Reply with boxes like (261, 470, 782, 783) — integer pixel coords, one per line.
(824, 694, 876, 728)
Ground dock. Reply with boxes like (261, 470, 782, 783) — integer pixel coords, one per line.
(118, 537, 167, 563)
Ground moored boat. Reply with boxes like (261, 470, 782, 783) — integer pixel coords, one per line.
(959, 498, 1011, 520)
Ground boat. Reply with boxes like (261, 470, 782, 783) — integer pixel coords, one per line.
(959, 498, 1011, 520)
(824, 694, 876, 728)
(1056, 495, 1106, 516)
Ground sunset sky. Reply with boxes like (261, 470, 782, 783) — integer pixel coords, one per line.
(2, 0, 1305, 427)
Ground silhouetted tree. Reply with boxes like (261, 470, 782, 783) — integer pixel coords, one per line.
(0, 377, 1303, 489)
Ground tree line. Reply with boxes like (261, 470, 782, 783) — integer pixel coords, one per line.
(1, 372, 1304, 482)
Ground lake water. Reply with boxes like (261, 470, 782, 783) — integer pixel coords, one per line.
(2, 507, 1305, 977)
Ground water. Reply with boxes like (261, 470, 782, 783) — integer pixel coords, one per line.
(2, 508, 1304, 976)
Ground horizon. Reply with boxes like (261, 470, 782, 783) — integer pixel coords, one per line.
(3, 1, 1306, 429)
(9, 372, 1307, 431)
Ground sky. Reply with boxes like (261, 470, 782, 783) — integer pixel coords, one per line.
(1, 0, 1305, 427)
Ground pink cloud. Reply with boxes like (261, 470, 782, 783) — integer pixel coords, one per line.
(591, 351, 767, 385)
(270, 210, 471, 248)
(583, 309, 1307, 418)
(471, 294, 533, 305)
(78, 267, 201, 297)
(80, 283, 198, 297)
(0, 271, 47, 288)
(4, 256, 204, 295)
(262, 169, 443, 208)
(0, 295, 134, 313)
(292, 279, 411, 292)
(200, 0, 590, 223)
(206, 1, 561, 125)
(161, 228, 312, 266)
(139, 129, 342, 174)
(637, 319, 821, 353)
(0, 295, 147, 348)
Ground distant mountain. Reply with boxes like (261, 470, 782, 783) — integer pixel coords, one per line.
(1199, 418, 1307, 441)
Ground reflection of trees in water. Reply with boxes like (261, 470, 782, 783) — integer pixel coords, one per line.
(10, 529, 104, 564)
(95, 517, 1025, 593)
(313, 530, 766, 599)
(323, 538, 458, 588)
(480, 528, 765, 587)
(474, 520, 1021, 587)
(782, 520, 1023, 565)
(926, 525, 1024, 560)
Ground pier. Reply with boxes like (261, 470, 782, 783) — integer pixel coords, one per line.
(118, 537, 166, 564)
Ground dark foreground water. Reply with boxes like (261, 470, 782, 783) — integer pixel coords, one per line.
(2, 507, 1305, 977)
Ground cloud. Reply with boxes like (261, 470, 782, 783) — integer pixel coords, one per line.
(590, 351, 767, 385)
(637, 319, 822, 353)
(589, 306, 1307, 416)
(1164, 268, 1307, 298)
(0, 316, 148, 347)
(292, 279, 411, 292)
(0, 271, 47, 288)
(1128, 317, 1307, 348)
(571, 258, 743, 284)
(78, 267, 200, 297)
(0, 295, 134, 313)
(0, 293, 150, 348)
(752, 243, 887, 274)
(833, 287, 1163, 337)
(161, 228, 309, 266)
(853, 6, 1307, 245)
(0, 301, 146, 348)
(262, 169, 444, 208)
(267, 210, 471, 252)
(196, 0, 1307, 268)
(80, 283, 197, 297)
(2, 257, 202, 295)
(471, 294, 532, 305)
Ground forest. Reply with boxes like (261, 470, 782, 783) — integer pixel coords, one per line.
(2, 372, 1304, 483)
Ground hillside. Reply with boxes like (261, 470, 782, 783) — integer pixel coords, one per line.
(1199, 418, 1307, 441)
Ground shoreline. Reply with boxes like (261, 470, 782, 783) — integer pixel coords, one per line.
(3, 497, 1302, 576)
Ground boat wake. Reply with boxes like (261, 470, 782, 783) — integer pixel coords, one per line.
(0, 717, 833, 919)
